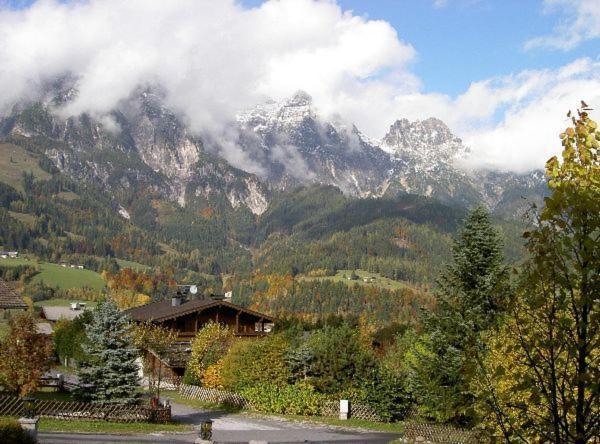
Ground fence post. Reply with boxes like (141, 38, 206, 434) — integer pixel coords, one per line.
(18, 417, 39, 441)
(57, 373, 64, 391)
(339, 399, 349, 420)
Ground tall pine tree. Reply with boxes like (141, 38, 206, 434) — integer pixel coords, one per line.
(77, 300, 140, 404)
(408, 206, 509, 425)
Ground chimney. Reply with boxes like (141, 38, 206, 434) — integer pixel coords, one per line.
(171, 296, 182, 307)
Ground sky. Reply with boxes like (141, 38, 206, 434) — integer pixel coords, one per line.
(0, 0, 599, 173)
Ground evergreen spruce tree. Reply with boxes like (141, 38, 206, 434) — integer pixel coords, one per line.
(77, 300, 140, 404)
(408, 206, 509, 425)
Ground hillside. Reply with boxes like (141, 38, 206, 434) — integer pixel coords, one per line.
(0, 104, 532, 325)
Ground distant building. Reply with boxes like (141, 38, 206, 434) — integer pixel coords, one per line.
(40, 303, 87, 322)
(35, 322, 54, 335)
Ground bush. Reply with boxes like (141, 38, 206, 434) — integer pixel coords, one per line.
(307, 323, 376, 394)
(23, 281, 55, 302)
(186, 321, 234, 385)
(182, 366, 201, 385)
(220, 334, 291, 392)
(53, 310, 93, 365)
(361, 367, 412, 422)
(0, 418, 36, 444)
(241, 382, 325, 416)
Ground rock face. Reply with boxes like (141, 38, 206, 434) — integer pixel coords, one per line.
(1, 87, 271, 215)
(235, 91, 391, 197)
(0, 86, 546, 217)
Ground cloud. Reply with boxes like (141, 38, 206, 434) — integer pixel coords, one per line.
(525, 0, 600, 50)
(0, 0, 596, 175)
(0, 0, 413, 127)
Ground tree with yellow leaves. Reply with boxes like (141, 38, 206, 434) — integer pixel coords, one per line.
(477, 105, 599, 443)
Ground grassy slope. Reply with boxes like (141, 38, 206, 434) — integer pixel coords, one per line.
(0, 143, 51, 191)
(7, 211, 36, 227)
(0, 258, 105, 290)
(116, 258, 150, 271)
(300, 269, 412, 291)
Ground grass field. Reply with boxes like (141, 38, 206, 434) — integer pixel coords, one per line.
(0, 257, 105, 291)
(0, 416, 191, 434)
(116, 258, 150, 271)
(0, 143, 51, 191)
(7, 211, 37, 227)
(300, 269, 411, 291)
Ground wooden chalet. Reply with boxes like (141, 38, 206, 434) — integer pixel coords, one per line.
(124, 295, 275, 377)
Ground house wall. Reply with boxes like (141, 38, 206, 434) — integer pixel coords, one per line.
(160, 305, 267, 340)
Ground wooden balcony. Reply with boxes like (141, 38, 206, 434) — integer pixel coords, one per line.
(175, 329, 268, 341)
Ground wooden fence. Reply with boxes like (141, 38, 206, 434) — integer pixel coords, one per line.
(319, 400, 382, 422)
(179, 384, 250, 409)
(400, 421, 489, 444)
(0, 395, 171, 423)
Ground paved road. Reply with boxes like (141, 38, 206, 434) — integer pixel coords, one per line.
(39, 401, 400, 443)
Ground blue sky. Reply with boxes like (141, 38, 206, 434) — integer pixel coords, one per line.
(239, 0, 599, 96)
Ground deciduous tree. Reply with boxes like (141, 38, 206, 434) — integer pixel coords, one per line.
(481, 106, 599, 443)
(0, 313, 53, 396)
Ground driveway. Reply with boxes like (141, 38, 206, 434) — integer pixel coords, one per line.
(39, 401, 400, 443)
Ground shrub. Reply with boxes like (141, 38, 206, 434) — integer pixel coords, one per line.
(186, 321, 234, 385)
(182, 366, 201, 385)
(201, 359, 225, 389)
(307, 323, 376, 394)
(361, 367, 412, 422)
(23, 281, 55, 302)
(53, 310, 93, 365)
(241, 382, 325, 416)
(0, 418, 36, 444)
(220, 334, 291, 392)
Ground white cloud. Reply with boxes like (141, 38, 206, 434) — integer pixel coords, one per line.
(525, 0, 600, 50)
(0, 0, 596, 174)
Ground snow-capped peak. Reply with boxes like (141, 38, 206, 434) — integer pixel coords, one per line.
(381, 117, 469, 164)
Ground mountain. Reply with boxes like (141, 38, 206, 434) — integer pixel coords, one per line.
(2, 87, 270, 216)
(235, 93, 547, 215)
(235, 91, 391, 197)
(0, 85, 546, 219)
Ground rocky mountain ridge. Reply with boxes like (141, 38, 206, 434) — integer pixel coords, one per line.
(0, 87, 546, 218)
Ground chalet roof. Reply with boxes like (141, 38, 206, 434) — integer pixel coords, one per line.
(36, 322, 54, 335)
(0, 278, 27, 309)
(41, 306, 85, 322)
(124, 297, 275, 323)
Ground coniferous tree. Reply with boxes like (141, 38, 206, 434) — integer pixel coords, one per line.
(409, 206, 509, 424)
(77, 300, 140, 404)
